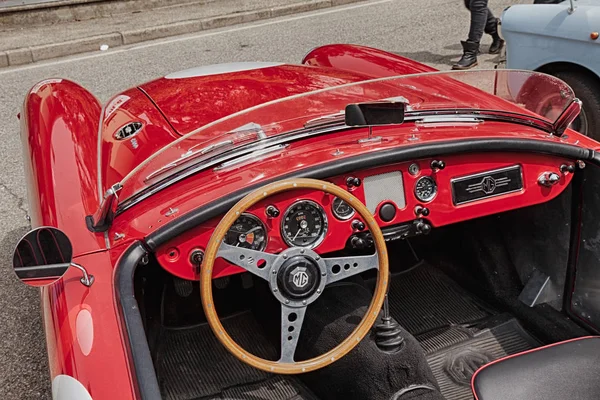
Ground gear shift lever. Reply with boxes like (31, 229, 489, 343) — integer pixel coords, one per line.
(375, 293, 405, 353)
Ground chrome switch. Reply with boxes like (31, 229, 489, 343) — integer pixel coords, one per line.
(538, 172, 561, 187)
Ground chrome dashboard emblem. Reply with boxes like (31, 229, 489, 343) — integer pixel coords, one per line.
(452, 165, 523, 205)
(466, 175, 511, 195)
(291, 267, 309, 289)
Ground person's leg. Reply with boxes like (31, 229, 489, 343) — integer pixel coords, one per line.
(483, 7, 504, 54)
(466, 0, 489, 43)
(453, 0, 488, 70)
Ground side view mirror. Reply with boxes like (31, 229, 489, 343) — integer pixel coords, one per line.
(12, 227, 93, 287)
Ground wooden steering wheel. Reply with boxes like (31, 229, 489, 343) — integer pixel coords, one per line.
(200, 178, 389, 374)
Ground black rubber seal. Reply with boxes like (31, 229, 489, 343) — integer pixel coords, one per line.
(145, 138, 595, 250)
(114, 241, 162, 400)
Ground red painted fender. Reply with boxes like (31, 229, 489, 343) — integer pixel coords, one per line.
(302, 44, 437, 77)
(21, 79, 105, 255)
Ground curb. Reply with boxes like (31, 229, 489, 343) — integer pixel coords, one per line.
(0, 0, 364, 68)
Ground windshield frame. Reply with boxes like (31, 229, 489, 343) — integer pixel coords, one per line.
(117, 69, 572, 190)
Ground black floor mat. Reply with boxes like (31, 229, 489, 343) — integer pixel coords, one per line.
(387, 262, 539, 400)
(155, 311, 317, 400)
(387, 262, 491, 335)
(424, 318, 539, 400)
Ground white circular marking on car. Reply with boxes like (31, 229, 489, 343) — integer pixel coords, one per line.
(75, 309, 94, 356)
(52, 375, 93, 400)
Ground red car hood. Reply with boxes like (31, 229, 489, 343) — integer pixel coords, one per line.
(138, 63, 375, 135)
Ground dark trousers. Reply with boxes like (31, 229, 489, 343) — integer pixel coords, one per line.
(463, 0, 498, 44)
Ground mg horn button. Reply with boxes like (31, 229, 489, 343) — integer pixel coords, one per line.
(277, 255, 321, 299)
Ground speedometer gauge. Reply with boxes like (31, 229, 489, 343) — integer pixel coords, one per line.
(282, 200, 328, 248)
(414, 176, 437, 202)
(332, 197, 355, 220)
(224, 213, 267, 251)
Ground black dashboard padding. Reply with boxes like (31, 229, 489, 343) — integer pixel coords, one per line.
(472, 337, 600, 400)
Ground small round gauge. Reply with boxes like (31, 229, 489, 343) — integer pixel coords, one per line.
(415, 176, 437, 202)
(282, 200, 328, 248)
(332, 197, 355, 220)
(224, 213, 267, 251)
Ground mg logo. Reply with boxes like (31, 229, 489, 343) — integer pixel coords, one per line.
(481, 176, 496, 194)
(291, 267, 309, 288)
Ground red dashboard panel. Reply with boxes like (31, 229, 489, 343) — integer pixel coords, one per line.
(155, 152, 574, 280)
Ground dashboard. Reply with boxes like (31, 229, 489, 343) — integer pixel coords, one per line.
(155, 152, 575, 280)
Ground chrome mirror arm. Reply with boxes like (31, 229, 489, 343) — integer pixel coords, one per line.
(552, 98, 582, 136)
(568, 0, 576, 14)
(85, 183, 123, 232)
(70, 262, 95, 287)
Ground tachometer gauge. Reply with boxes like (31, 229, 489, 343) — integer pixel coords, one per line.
(332, 197, 355, 220)
(282, 200, 328, 248)
(224, 213, 267, 251)
(414, 176, 437, 202)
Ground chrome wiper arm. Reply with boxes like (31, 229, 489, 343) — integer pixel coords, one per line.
(229, 122, 267, 139)
(145, 122, 272, 182)
(304, 112, 345, 129)
(404, 109, 555, 133)
(416, 116, 483, 125)
(145, 139, 234, 182)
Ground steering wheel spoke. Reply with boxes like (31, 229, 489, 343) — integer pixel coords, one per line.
(217, 242, 277, 280)
(324, 253, 379, 285)
(279, 304, 307, 363)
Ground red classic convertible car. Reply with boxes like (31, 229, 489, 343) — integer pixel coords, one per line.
(15, 44, 600, 400)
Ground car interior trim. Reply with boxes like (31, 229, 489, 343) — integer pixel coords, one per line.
(114, 241, 162, 400)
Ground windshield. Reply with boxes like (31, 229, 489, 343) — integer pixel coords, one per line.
(117, 69, 575, 203)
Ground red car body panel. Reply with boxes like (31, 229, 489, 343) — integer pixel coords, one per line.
(41, 249, 136, 400)
(100, 88, 179, 192)
(21, 79, 104, 256)
(17, 44, 600, 399)
(302, 43, 437, 76)
(139, 64, 373, 135)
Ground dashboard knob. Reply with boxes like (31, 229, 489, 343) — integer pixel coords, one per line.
(416, 221, 432, 235)
(414, 206, 430, 217)
(351, 235, 367, 249)
(352, 219, 365, 231)
(430, 160, 446, 171)
(265, 205, 280, 218)
(346, 176, 362, 189)
(560, 164, 576, 174)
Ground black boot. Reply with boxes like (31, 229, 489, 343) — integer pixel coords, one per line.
(489, 34, 504, 54)
(488, 18, 504, 54)
(452, 40, 479, 70)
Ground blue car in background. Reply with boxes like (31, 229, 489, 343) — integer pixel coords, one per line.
(502, 0, 600, 137)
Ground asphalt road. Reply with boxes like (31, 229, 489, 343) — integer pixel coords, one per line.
(0, 0, 521, 397)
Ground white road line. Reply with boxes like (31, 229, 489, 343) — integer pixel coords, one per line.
(0, 0, 393, 76)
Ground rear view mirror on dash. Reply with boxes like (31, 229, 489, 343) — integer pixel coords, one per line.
(345, 101, 406, 127)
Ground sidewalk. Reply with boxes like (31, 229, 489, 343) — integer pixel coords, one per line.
(0, 0, 363, 68)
